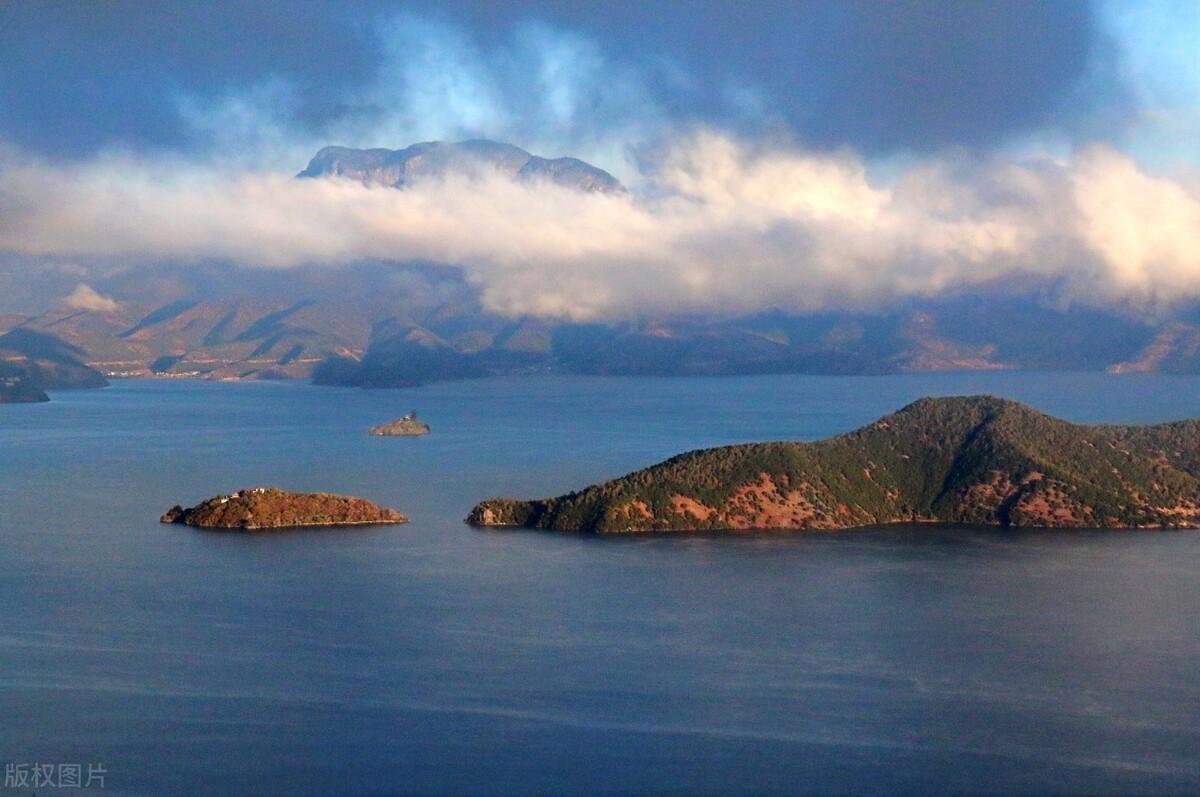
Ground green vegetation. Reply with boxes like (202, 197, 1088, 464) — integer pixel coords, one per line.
(468, 396, 1200, 533)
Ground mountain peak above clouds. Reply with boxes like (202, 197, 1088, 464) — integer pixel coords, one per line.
(297, 139, 623, 193)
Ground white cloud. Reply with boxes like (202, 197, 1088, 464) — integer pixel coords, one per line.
(1, 133, 1198, 321)
(63, 282, 120, 312)
(2, 8, 1198, 322)
(1071, 147, 1200, 305)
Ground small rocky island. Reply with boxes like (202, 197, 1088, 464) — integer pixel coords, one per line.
(161, 488, 407, 530)
(469, 395, 1200, 533)
(369, 411, 431, 437)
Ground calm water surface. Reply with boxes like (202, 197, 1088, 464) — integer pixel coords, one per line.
(2, 372, 1199, 795)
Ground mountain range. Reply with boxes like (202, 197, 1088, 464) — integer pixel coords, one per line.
(4, 140, 1200, 390)
(297, 139, 623, 193)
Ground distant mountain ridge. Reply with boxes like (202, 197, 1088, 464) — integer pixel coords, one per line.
(4, 297, 375, 381)
(8, 276, 1200, 386)
(298, 139, 623, 193)
(470, 396, 1200, 532)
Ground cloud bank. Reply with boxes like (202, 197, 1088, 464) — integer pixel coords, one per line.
(1, 132, 1198, 321)
(0, 4, 1197, 321)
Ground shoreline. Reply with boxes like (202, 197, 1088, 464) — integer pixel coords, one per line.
(173, 517, 409, 531)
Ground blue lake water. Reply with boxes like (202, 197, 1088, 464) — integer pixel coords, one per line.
(2, 372, 1199, 796)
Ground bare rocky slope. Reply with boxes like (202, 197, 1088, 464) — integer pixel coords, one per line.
(470, 396, 1200, 533)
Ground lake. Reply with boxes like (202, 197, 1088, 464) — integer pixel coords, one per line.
(2, 372, 1199, 795)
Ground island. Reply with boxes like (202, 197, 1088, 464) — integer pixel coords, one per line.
(0, 374, 49, 403)
(369, 411, 431, 437)
(468, 395, 1200, 533)
(161, 487, 407, 530)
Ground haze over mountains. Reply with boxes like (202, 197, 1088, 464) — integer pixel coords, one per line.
(4, 138, 1200, 389)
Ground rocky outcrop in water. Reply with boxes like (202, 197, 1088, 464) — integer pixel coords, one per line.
(161, 488, 407, 530)
(369, 413, 431, 437)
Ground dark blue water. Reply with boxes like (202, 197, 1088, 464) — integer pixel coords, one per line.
(2, 373, 1199, 796)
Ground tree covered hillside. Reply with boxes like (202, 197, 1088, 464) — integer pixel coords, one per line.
(469, 396, 1200, 532)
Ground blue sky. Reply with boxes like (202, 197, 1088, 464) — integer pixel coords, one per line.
(0, 0, 1126, 160)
